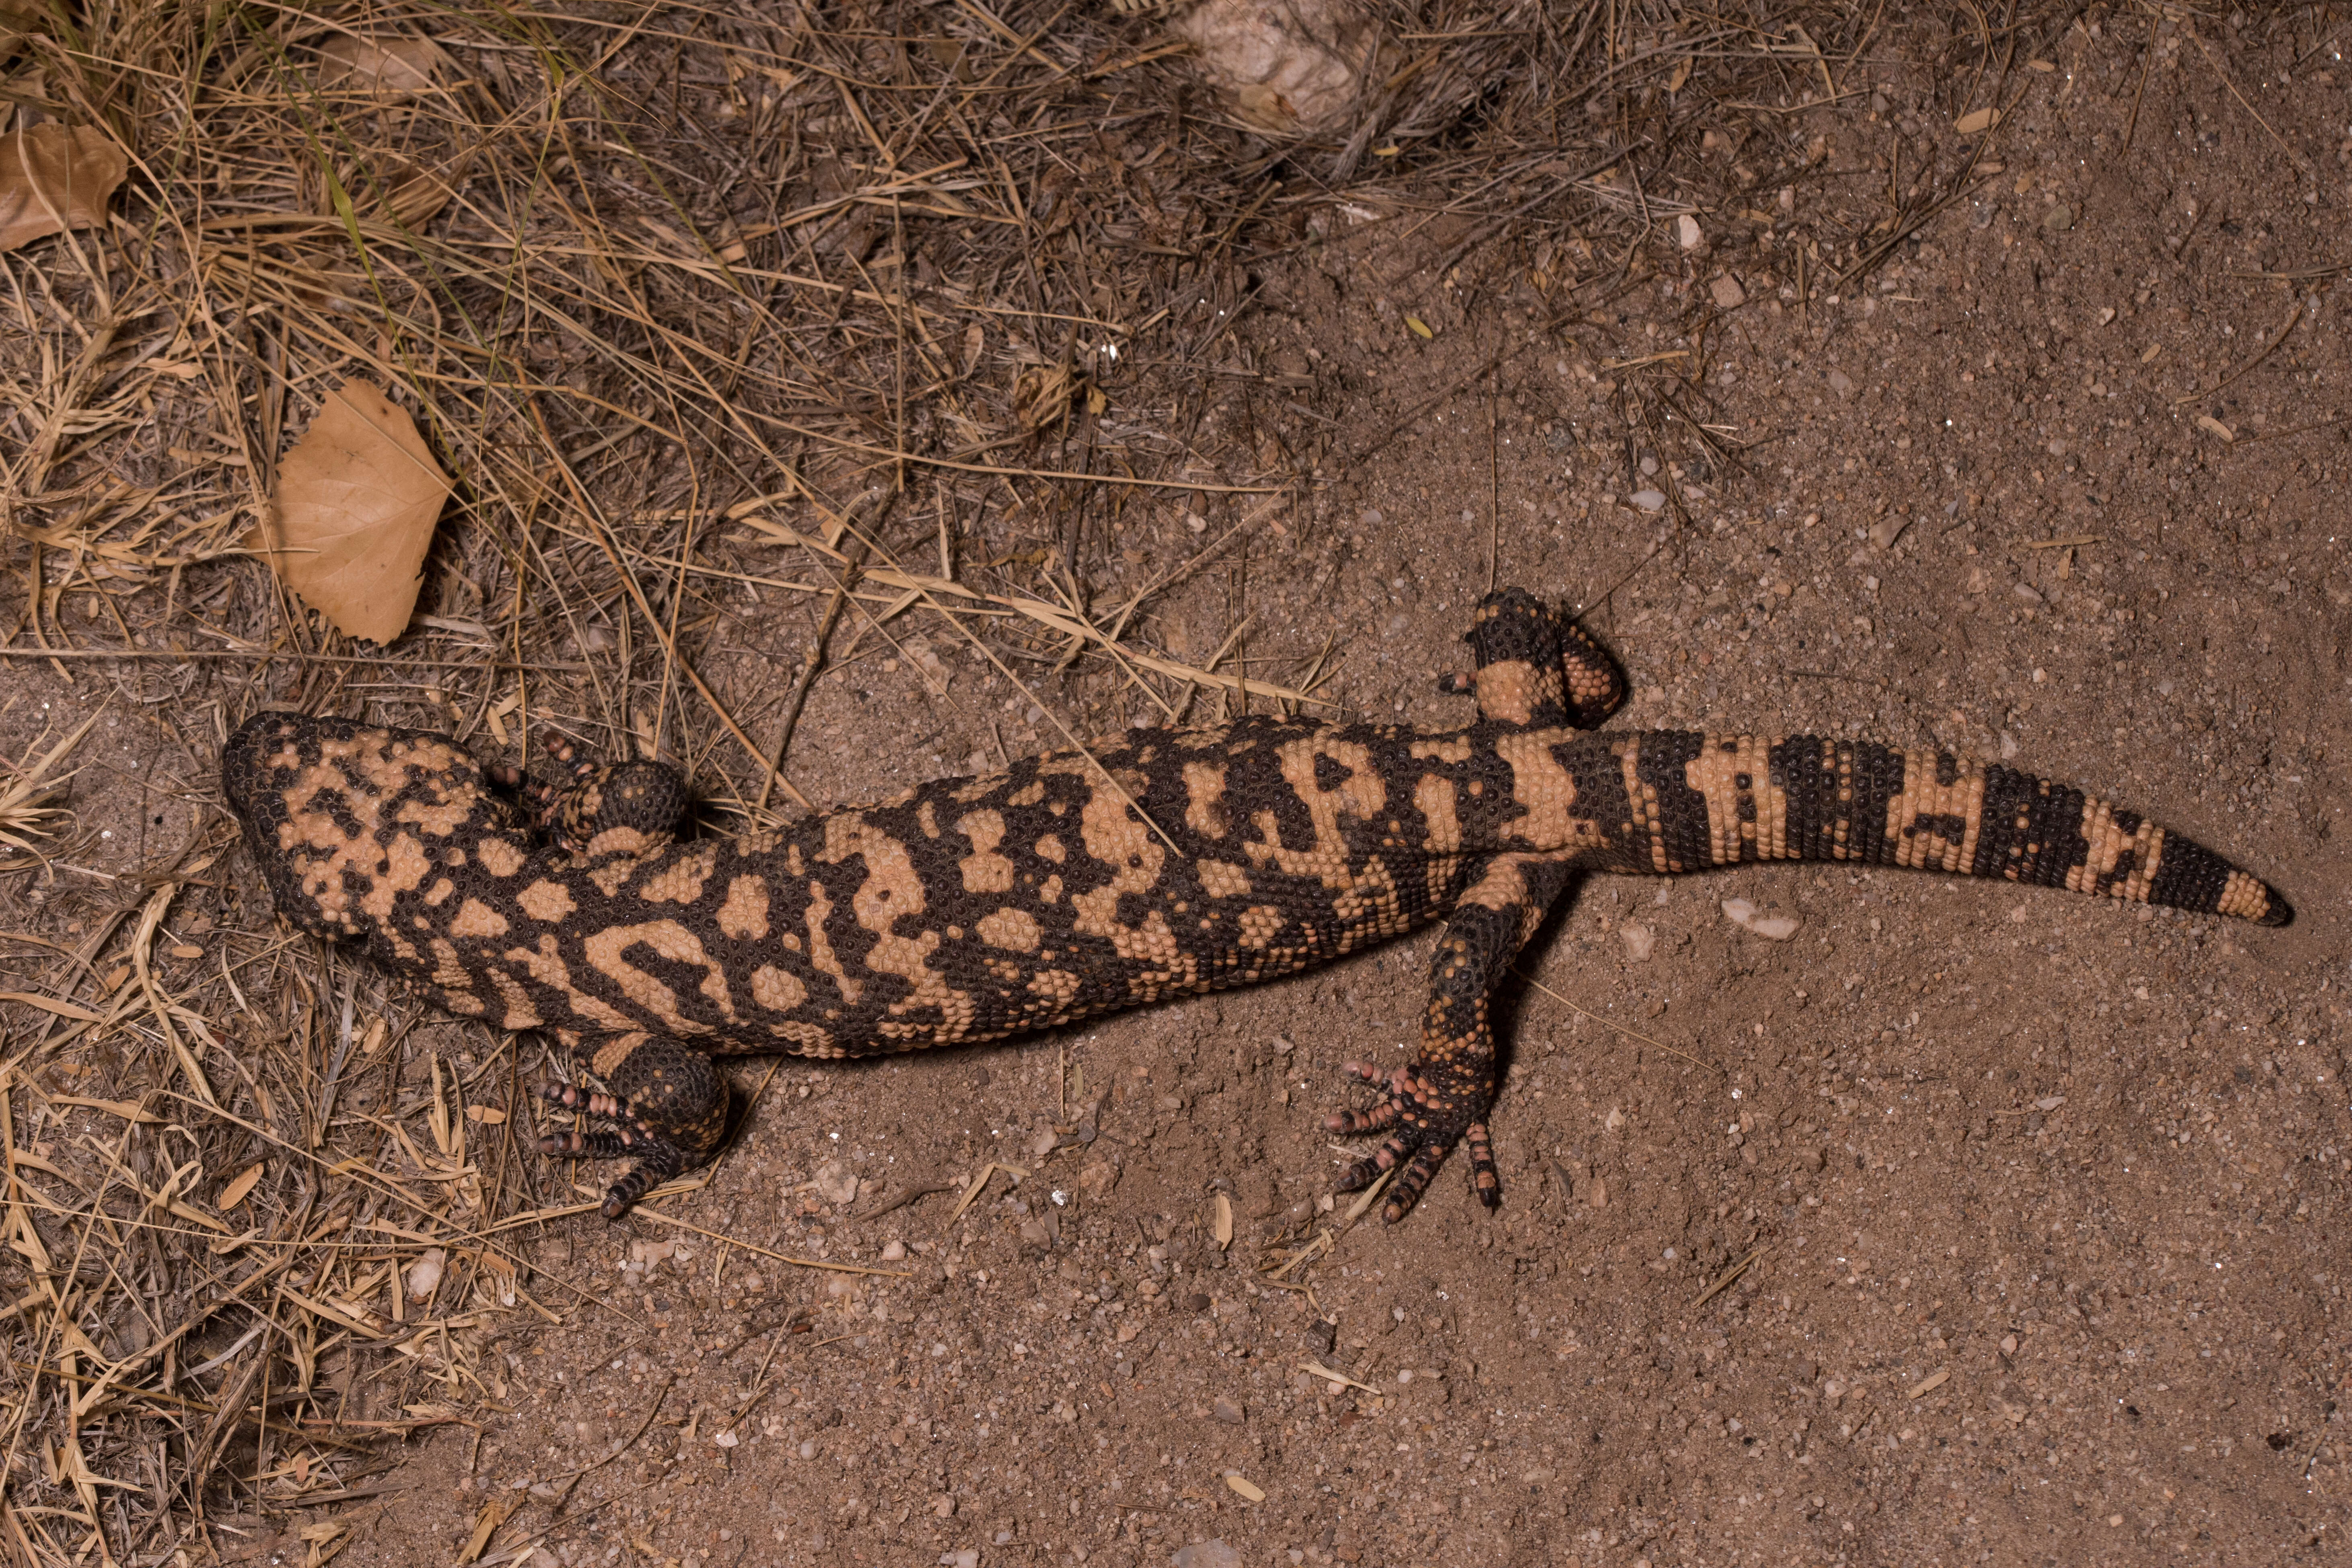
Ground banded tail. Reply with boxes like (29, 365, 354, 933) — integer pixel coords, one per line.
(1596, 731, 2289, 927)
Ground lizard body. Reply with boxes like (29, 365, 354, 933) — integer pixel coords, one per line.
(221, 591, 2288, 1218)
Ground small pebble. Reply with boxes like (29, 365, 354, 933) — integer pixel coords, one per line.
(1187, 1292, 1212, 1315)
(1709, 274, 1745, 309)
(1619, 922, 1656, 962)
(1629, 488, 1667, 512)
(812, 1161, 859, 1207)
(880, 1240, 907, 1261)
(1213, 1396, 1245, 1424)
(2041, 204, 2074, 232)
(1721, 897, 1801, 941)
(1174, 1542, 1242, 1568)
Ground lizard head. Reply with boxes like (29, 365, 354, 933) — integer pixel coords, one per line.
(223, 712, 523, 942)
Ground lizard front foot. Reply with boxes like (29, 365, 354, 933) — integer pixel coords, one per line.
(532, 1077, 693, 1218)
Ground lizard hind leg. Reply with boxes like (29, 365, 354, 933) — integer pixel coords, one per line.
(536, 1034, 729, 1218)
(1555, 613, 1626, 730)
(1326, 853, 1576, 1221)
(1453, 588, 1625, 730)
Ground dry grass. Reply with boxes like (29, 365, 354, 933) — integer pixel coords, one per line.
(0, 0, 2209, 1557)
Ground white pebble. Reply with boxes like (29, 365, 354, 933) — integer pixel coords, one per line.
(1721, 897, 1801, 941)
(405, 1247, 445, 1300)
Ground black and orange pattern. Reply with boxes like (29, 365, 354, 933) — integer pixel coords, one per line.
(222, 589, 2289, 1221)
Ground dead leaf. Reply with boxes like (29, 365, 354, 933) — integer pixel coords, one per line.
(0, 125, 127, 253)
(327, 153, 459, 228)
(1012, 364, 1075, 432)
(1955, 107, 2000, 135)
(2, 0, 49, 55)
(1212, 1191, 1233, 1249)
(218, 1163, 264, 1209)
(2195, 414, 2235, 444)
(316, 34, 449, 101)
(257, 379, 452, 644)
(456, 1495, 515, 1564)
(0, 991, 102, 1023)
(1223, 1471, 1266, 1502)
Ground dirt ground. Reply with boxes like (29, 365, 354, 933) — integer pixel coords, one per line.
(3, 7, 2349, 1568)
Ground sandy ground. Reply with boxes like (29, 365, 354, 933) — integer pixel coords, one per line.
(4, 15, 2347, 1568)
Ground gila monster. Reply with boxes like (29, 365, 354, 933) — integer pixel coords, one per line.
(220, 589, 2289, 1221)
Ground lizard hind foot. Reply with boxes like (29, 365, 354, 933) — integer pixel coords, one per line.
(1324, 1061, 1498, 1221)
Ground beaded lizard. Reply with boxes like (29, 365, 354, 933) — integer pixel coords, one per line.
(221, 589, 2289, 1220)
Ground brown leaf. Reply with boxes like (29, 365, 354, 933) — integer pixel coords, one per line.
(327, 153, 459, 228)
(0, 125, 127, 253)
(1012, 364, 1075, 432)
(257, 380, 451, 644)
(2, 0, 50, 55)
(315, 33, 449, 101)
(218, 1163, 264, 1209)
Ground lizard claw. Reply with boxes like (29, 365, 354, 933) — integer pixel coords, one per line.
(533, 1078, 630, 1120)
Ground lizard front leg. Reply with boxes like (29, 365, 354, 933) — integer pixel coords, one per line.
(1328, 851, 1575, 1220)
(536, 1031, 729, 1218)
(492, 730, 691, 859)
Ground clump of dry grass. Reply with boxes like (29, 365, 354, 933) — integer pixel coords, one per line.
(0, 0, 2173, 1557)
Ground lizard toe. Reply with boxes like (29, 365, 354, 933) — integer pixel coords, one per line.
(1463, 1120, 1502, 1209)
(1380, 1140, 1453, 1222)
(1335, 1130, 1416, 1193)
